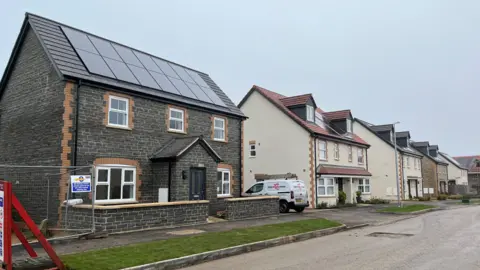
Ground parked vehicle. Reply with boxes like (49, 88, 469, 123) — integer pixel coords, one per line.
(242, 180, 309, 213)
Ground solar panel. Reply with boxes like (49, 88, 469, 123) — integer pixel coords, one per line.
(186, 69, 210, 88)
(133, 51, 162, 73)
(152, 58, 179, 78)
(170, 64, 195, 83)
(104, 57, 139, 84)
(186, 82, 212, 103)
(76, 50, 115, 78)
(202, 87, 226, 107)
(89, 36, 122, 61)
(169, 78, 197, 99)
(128, 64, 160, 89)
(62, 27, 98, 54)
(149, 71, 180, 95)
(61, 26, 228, 107)
(112, 44, 143, 67)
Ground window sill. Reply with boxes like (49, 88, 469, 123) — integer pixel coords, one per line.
(249, 156, 256, 158)
(106, 125, 132, 131)
(317, 195, 336, 198)
(361, 193, 371, 195)
(94, 200, 138, 205)
(213, 139, 228, 143)
(217, 195, 233, 198)
(168, 129, 187, 134)
(319, 158, 328, 162)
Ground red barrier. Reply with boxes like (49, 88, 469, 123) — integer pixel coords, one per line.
(0, 180, 64, 270)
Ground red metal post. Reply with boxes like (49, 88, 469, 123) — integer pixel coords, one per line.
(11, 222, 37, 258)
(1, 181, 13, 270)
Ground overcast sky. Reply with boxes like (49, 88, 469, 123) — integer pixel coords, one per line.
(1, 1, 479, 156)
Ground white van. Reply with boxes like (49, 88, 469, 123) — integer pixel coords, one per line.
(242, 180, 309, 213)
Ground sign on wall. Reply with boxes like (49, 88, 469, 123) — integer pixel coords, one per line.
(71, 175, 92, 193)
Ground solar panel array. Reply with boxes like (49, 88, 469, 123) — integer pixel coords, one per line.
(61, 26, 226, 107)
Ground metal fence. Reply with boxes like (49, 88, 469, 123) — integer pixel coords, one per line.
(0, 165, 95, 239)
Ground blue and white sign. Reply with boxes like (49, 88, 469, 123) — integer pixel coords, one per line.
(71, 175, 92, 193)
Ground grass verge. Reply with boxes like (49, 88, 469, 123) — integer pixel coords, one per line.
(378, 204, 435, 213)
(62, 218, 342, 270)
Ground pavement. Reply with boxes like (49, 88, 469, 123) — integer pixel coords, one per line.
(181, 205, 480, 270)
(12, 204, 417, 261)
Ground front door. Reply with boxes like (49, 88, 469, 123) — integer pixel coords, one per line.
(190, 168, 206, 200)
(338, 178, 343, 191)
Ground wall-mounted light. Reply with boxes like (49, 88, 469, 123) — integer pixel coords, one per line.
(182, 170, 187, 180)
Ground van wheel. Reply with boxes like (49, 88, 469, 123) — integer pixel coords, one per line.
(279, 201, 289, 213)
(295, 207, 305, 213)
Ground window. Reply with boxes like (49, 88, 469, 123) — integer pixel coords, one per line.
(169, 108, 184, 132)
(357, 148, 364, 164)
(390, 131, 393, 142)
(318, 140, 327, 160)
(108, 96, 129, 127)
(315, 112, 325, 128)
(358, 179, 370, 193)
(249, 143, 256, 157)
(246, 183, 264, 194)
(407, 157, 410, 168)
(213, 117, 226, 141)
(346, 119, 352, 133)
(306, 105, 314, 122)
(96, 166, 136, 203)
(317, 178, 335, 196)
(217, 169, 230, 196)
(348, 146, 353, 162)
(334, 143, 339, 160)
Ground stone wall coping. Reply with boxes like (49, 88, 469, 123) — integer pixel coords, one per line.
(226, 196, 279, 202)
(71, 200, 209, 209)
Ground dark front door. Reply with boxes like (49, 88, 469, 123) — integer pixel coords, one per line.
(190, 168, 206, 200)
(338, 178, 343, 191)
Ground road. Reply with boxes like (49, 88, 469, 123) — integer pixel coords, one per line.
(182, 206, 480, 270)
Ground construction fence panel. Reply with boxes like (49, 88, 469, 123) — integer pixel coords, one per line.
(0, 165, 95, 239)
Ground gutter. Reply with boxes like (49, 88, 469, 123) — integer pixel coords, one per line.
(168, 162, 172, 201)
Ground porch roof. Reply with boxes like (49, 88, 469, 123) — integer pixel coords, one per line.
(150, 136, 222, 162)
(317, 165, 372, 177)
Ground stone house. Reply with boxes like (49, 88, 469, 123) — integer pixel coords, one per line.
(0, 13, 249, 227)
(353, 120, 424, 200)
(453, 155, 480, 194)
(438, 152, 468, 194)
(239, 85, 371, 207)
(411, 142, 448, 196)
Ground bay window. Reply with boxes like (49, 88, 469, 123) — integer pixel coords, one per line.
(317, 178, 335, 196)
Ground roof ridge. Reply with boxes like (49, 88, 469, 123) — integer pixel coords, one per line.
(26, 12, 206, 75)
(279, 93, 312, 100)
(323, 109, 351, 113)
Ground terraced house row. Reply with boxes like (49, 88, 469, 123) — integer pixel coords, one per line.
(0, 12, 471, 233)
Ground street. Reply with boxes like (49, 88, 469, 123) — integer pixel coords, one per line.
(182, 206, 480, 270)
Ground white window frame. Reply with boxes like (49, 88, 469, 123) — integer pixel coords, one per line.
(213, 117, 226, 141)
(217, 168, 231, 197)
(249, 143, 256, 158)
(348, 145, 353, 162)
(317, 178, 335, 196)
(334, 143, 339, 160)
(95, 165, 136, 204)
(357, 148, 364, 164)
(358, 179, 371, 194)
(169, 108, 185, 132)
(306, 105, 314, 122)
(318, 140, 327, 161)
(108, 96, 129, 128)
(346, 119, 352, 133)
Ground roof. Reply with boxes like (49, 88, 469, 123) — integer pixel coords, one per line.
(354, 118, 423, 158)
(279, 94, 313, 107)
(439, 152, 468, 170)
(370, 124, 393, 132)
(412, 141, 430, 147)
(453, 155, 480, 173)
(430, 145, 439, 150)
(239, 85, 369, 147)
(150, 136, 222, 162)
(317, 165, 372, 176)
(0, 13, 245, 118)
(396, 131, 410, 138)
(322, 110, 352, 121)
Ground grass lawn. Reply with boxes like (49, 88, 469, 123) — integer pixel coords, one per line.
(62, 218, 341, 270)
(378, 204, 436, 213)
